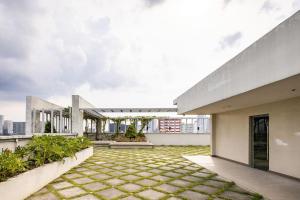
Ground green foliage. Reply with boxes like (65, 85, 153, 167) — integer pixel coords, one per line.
(125, 123, 137, 139)
(26, 136, 91, 167)
(138, 116, 154, 135)
(0, 136, 91, 182)
(44, 121, 57, 133)
(0, 149, 26, 182)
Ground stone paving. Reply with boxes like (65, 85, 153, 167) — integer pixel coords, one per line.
(27, 146, 263, 200)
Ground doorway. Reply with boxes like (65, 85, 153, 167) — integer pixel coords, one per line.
(250, 115, 269, 170)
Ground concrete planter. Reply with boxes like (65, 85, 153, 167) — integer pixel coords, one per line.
(0, 146, 93, 200)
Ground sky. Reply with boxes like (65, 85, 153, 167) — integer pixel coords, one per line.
(0, 0, 300, 121)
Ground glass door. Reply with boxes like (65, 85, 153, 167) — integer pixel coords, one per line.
(250, 115, 269, 170)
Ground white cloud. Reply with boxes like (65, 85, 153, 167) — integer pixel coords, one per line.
(0, 0, 300, 120)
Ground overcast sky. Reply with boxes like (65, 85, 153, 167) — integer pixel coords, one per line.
(0, 0, 300, 121)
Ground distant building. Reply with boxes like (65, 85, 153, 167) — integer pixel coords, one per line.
(0, 115, 3, 135)
(13, 122, 26, 135)
(3, 120, 13, 135)
(159, 118, 181, 133)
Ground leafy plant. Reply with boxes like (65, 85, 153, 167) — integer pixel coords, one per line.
(0, 135, 91, 182)
(125, 123, 137, 139)
(0, 149, 26, 182)
(138, 117, 154, 135)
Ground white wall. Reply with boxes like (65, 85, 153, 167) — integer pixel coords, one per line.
(214, 97, 300, 179)
(146, 133, 210, 146)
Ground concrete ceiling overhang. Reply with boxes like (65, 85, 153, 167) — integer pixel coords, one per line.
(183, 74, 300, 115)
(81, 108, 178, 113)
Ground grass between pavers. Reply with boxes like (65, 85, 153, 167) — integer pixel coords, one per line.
(27, 146, 263, 200)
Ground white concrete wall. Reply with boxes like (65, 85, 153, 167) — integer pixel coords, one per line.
(175, 11, 300, 114)
(72, 95, 96, 136)
(145, 133, 210, 146)
(214, 97, 300, 179)
(25, 96, 63, 135)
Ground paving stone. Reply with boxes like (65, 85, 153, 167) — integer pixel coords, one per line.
(97, 188, 125, 199)
(219, 191, 253, 200)
(120, 183, 142, 192)
(82, 170, 98, 175)
(73, 177, 94, 184)
(76, 167, 88, 172)
(122, 174, 140, 181)
(72, 194, 99, 200)
(64, 173, 82, 179)
(192, 185, 219, 194)
(29, 192, 59, 200)
(136, 172, 153, 177)
(52, 181, 72, 189)
(136, 179, 158, 186)
(109, 171, 126, 176)
(179, 191, 208, 200)
(228, 185, 250, 194)
(99, 168, 113, 173)
(155, 183, 181, 193)
(123, 168, 139, 173)
(82, 182, 107, 191)
(151, 175, 171, 182)
(175, 169, 190, 174)
(164, 172, 182, 178)
(137, 189, 166, 200)
(160, 166, 174, 170)
(58, 187, 86, 198)
(149, 169, 164, 174)
(105, 178, 125, 186)
(191, 172, 211, 178)
(121, 196, 141, 200)
(170, 179, 191, 187)
(92, 173, 111, 180)
(113, 166, 126, 170)
(203, 180, 228, 188)
(182, 175, 205, 182)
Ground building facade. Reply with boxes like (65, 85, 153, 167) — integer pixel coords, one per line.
(13, 122, 26, 135)
(3, 120, 13, 135)
(174, 11, 300, 179)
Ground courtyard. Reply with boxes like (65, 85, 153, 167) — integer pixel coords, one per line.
(27, 146, 262, 200)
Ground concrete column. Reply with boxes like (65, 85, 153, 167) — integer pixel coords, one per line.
(72, 95, 84, 136)
(96, 119, 101, 140)
(32, 109, 36, 133)
(60, 110, 63, 133)
(210, 114, 216, 156)
(50, 110, 54, 133)
(25, 96, 33, 135)
(41, 110, 45, 133)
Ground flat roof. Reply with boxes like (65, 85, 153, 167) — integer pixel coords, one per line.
(174, 11, 300, 114)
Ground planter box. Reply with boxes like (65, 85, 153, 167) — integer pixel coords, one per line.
(0, 147, 93, 200)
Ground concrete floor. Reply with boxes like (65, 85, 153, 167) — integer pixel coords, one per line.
(184, 155, 300, 200)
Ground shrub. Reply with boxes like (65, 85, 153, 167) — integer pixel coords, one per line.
(125, 124, 137, 139)
(26, 135, 91, 167)
(0, 135, 91, 182)
(0, 149, 26, 182)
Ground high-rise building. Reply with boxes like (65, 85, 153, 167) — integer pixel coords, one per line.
(13, 122, 26, 135)
(159, 118, 181, 133)
(0, 115, 3, 135)
(3, 120, 13, 135)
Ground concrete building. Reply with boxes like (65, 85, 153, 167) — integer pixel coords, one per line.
(13, 122, 26, 135)
(0, 115, 3, 135)
(3, 120, 13, 135)
(159, 118, 181, 133)
(174, 11, 300, 179)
